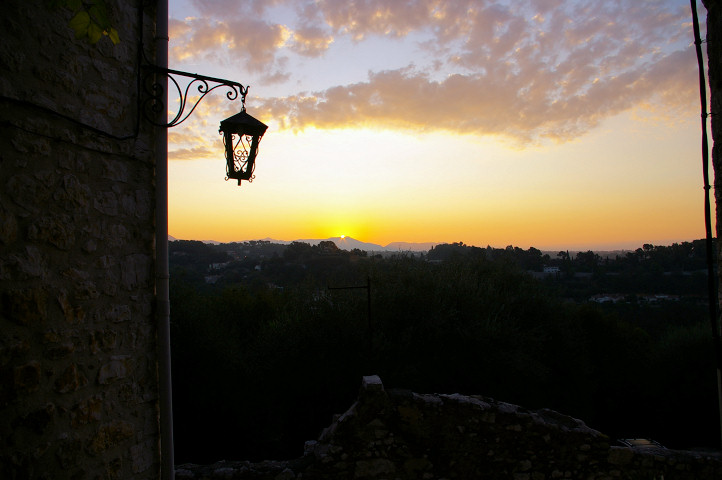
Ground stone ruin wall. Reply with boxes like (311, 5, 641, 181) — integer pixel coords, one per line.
(178, 376, 722, 480)
(0, 1, 161, 478)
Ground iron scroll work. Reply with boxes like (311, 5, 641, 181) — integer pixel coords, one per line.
(142, 66, 268, 185)
(142, 66, 248, 127)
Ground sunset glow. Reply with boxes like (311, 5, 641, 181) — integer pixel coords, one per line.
(168, 0, 710, 250)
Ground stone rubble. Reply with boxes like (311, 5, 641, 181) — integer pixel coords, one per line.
(177, 376, 722, 479)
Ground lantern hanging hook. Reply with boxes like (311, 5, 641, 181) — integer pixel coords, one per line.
(241, 86, 249, 112)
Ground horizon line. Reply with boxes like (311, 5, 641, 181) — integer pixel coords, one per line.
(168, 234, 711, 253)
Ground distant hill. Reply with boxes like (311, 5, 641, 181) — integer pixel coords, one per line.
(168, 235, 689, 255)
(293, 237, 438, 252)
(169, 235, 437, 252)
(295, 236, 386, 251)
(168, 235, 221, 244)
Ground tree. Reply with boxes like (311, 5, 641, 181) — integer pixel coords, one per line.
(284, 241, 313, 262)
(317, 240, 340, 254)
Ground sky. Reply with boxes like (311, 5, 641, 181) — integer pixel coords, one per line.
(167, 0, 711, 251)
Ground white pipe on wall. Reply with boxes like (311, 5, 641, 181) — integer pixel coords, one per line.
(155, 0, 175, 478)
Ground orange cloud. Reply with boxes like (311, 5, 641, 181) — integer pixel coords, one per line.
(288, 25, 334, 56)
(311, 0, 436, 39)
(172, 0, 699, 143)
(168, 146, 217, 161)
(257, 46, 697, 144)
(170, 16, 293, 73)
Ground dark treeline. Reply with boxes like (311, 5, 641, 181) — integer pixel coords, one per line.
(169, 239, 718, 464)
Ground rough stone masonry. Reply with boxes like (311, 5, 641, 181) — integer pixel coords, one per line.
(0, 1, 161, 478)
(177, 376, 722, 480)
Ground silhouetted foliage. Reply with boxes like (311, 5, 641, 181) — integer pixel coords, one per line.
(169, 239, 719, 463)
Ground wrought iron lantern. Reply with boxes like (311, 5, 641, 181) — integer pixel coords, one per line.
(220, 107, 268, 185)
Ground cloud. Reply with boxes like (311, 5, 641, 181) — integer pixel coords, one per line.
(172, 0, 701, 143)
(261, 69, 293, 85)
(170, 16, 292, 73)
(167, 111, 227, 162)
(258, 45, 697, 144)
(190, 0, 281, 17)
(288, 25, 334, 56)
(169, 129, 214, 148)
(168, 146, 217, 161)
(311, 0, 437, 39)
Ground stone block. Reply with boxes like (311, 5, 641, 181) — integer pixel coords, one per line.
(403, 457, 433, 475)
(14, 361, 41, 394)
(28, 215, 76, 250)
(9, 130, 34, 153)
(93, 191, 118, 216)
(76, 280, 100, 300)
(82, 238, 97, 253)
(274, 468, 296, 480)
(97, 255, 116, 269)
(58, 174, 90, 210)
(0, 337, 30, 368)
(104, 456, 123, 479)
(98, 356, 129, 385)
(0, 258, 9, 281)
(57, 290, 86, 324)
(3, 288, 47, 325)
(608, 447, 635, 465)
(10, 246, 47, 279)
(131, 441, 156, 474)
(121, 190, 152, 219)
(54, 363, 88, 393)
(120, 254, 151, 290)
(55, 435, 83, 469)
(42, 331, 75, 359)
(57, 153, 81, 171)
(6, 173, 51, 215)
(354, 458, 396, 478)
(101, 158, 129, 183)
(101, 281, 119, 297)
(88, 420, 135, 455)
(90, 329, 118, 354)
(96, 223, 130, 249)
(106, 304, 131, 323)
(34, 170, 55, 186)
(62, 268, 99, 300)
(13, 403, 56, 434)
(71, 395, 103, 427)
(0, 204, 18, 244)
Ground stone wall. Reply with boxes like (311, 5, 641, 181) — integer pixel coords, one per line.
(177, 376, 722, 480)
(0, 1, 160, 478)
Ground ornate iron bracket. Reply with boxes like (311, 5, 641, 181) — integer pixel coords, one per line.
(141, 65, 249, 128)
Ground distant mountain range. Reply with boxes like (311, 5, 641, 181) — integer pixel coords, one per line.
(297, 237, 439, 252)
(168, 235, 437, 252)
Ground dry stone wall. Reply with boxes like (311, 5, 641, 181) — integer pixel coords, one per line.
(0, 1, 160, 478)
(177, 376, 722, 480)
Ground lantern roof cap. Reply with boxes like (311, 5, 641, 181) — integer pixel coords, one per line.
(219, 109, 268, 137)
